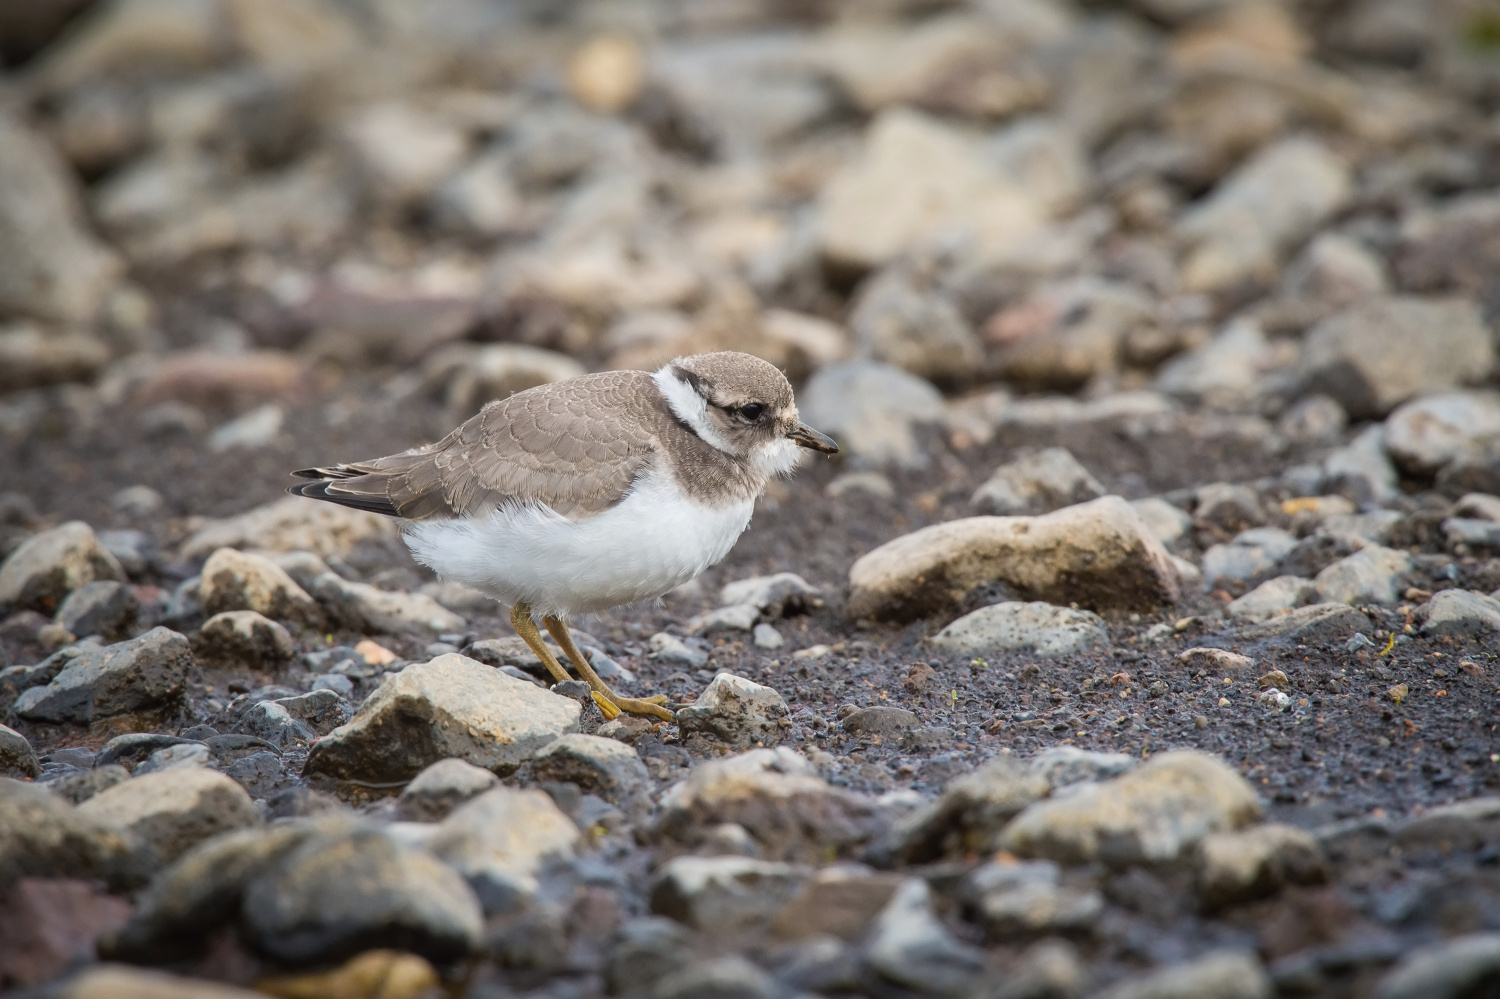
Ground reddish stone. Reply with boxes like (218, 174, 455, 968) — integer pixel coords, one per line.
(0, 878, 132, 988)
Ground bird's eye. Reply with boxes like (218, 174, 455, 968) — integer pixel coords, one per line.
(739, 403, 765, 421)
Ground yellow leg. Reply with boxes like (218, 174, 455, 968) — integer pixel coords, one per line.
(543, 615, 674, 722)
(510, 602, 576, 689)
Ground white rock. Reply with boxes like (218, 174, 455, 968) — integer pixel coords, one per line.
(865, 879, 986, 998)
(0, 521, 125, 613)
(752, 623, 784, 650)
(133, 743, 211, 775)
(931, 601, 1109, 658)
(1154, 319, 1275, 407)
(180, 495, 399, 562)
(719, 572, 821, 616)
(199, 548, 321, 625)
(650, 855, 806, 932)
(1313, 546, 1412, 605)
(312, 573, 465, 635)
(207, 403, 284, 452)
(1130, 497, 1193, 547)
(676, 673, 789, 750)
(686, 603, 760, 636)
(648, 632, 707, 668)
(76, 767, 260, 866)
(1201, 528, 1298, 584)
(798, 361, 945, 469)
(1226, 576, 1319, 623)
(426, 786, 579, 913)
(1420, 589, 1500, 638)
(970, 447, 1105, 516)
(1383, 392, 1500, 475)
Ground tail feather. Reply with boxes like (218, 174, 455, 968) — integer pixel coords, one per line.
(288, 465, 401, 517)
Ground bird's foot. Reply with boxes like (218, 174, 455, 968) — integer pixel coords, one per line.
(591, 689, 674, 722)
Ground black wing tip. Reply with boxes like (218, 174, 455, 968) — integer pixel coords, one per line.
(286, 479, 400, 518)
(291, 465, 362, 480)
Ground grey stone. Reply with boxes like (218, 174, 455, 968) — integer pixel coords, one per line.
(676, 673, 789, 750)
(235, 689, 352, 748)
(1372, 932, 1500, 999)
(848, 496, 1182, 623)
(1383, 392, 1500, 474)
(752, 623, 784, 649)
(849, 262, 982, 383)
(1027, 745, 1136, 788)
(312, 573, 466, 635)
(1276, 394, 1349, 445)
(14, 627, 192, 724)
(719, 572, 822, 617)
(0, 521, 124, 614)
(1313, 546, 1411, 605)
(0, 723, 40, 779)
(995, 939, 1087, 999)
(398, 758, 501, 821)
(243, 825, 483, 966)
(1197, 822, 1326, 910)
(180, 496, 399, 563)
(649, 633, 707, 668)
(1445, 517, 1500, 551)
(198, 548, 321, 626)
(865, 879, 986, 998)
(304, 653, 579, 782)
(932, 601, 1110, 658)
(425, 787, 580, 914)
(193, 610, 294, 670)
(225, 751, 284, 798)
(133, 743, 211, 775)
(308, 673, 354, 699)
(1001, 750, 1262, 865)
(1274, 531, 1369, 580)
(1304, 296, 1495, 418)
(1155, 320, 1274, 407)
(55, 580, 138, 640)
(97, 732, 200, 771)
(46, 764, 129, 805)
(652, 956, 777, 999)
(603, 917, 697, 998)
(1202, 528, 1297, 584)
(1132, 497, 1193, 547)
(76, 767, 260, 867)
(1323, 425, 1399, 505)
(1097, 951, 1271, 999)
(531, 733, 649, 802)
(1232, 602, 1368, 644)
(798, 360, 945, 469)
(1195, 483, 1266, 532)
(650, 855, 806, 933)
(1322, 510, 1404, 545)
(1226, 576, 1319, 623)
(0, 777, 150, 892)
(841, 706, 919, 738)
(971, 447, 1105, 516)
(686, 603, 760, 636)
(962, 859, 1103, 937)
(1420, 589, 1500, 637)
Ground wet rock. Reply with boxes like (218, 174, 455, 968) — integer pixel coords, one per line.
(931, 601, 1110, 658)
(962, 859, 1103, 937)
(1323, 424, 1400, 505)
(0, 107, 120, 323)
(1419, 589, 1500, 637)
(719, 572, 822, 618)
(243, 825, 482, 966)
(0, 877, 133, 989)
(650, 855, 806, 934)
(55, 580, 138, 640)
(848, 496, 1181, 623)
(0, 724, 41, 779)
(865, 878, 986, 998)
(1197, 822, 1326, 910)
(1097, 950, 1271, 999)
(14, 627, 192, 725)
(1313, 546, 1411, 605)
(970, 447, 1106, 516)
(425, 787, 580, 914)
(235, 689, 352, 748)
(76, 767, 259, 867)
(193, 610, 294, 670)
(1202, 528, 1298, 584)
(0, 521, 125, 615)
(305, 653, 580, 782)
(1232, 602, 1368, 644)
(1000, 750, 1262, 865)
(1371, 931, 1500, 999)
(532, 733, 649, 802)
(653, 748, 884, 863)
(818, 108, 1044, 271)
(1383, 392, 1500, 474)
(1303, 296, 1495, 418)
(676, 673, 789, 750)
(841, 706, 918, 739)
(199, 548, 321, 626)
(312, 574, 465, 636)
(1226, 576, 1319, 623)
(1177, 137, 1350, 294)
(181, 495, 399, 562)
(849, 262, 982, 382)
(397, 758, 501, 822)
(133, 743, 210, 775)
(798, 360, 945, 469)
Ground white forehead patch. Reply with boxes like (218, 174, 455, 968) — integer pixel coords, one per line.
(653, 365, 733, 454)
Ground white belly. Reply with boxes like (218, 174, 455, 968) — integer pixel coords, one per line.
(401, 469, 754, 617)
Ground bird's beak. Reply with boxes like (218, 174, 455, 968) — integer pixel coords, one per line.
(787, 422, 839, 454)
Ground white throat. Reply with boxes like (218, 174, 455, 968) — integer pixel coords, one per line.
(653, 365, 733, 454)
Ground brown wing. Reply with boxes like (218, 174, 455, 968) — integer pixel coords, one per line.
(290, 370, 664, 520)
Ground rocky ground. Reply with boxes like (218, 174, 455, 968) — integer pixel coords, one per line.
(4, 0, 1500, 997)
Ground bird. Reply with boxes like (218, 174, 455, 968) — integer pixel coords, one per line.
(288, 350, 838, 722)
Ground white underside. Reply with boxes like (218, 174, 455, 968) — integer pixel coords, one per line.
(401, 467, 755, 618)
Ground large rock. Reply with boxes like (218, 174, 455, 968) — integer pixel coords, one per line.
(676, 673, 790, 750)
(0, 521, 125, 614)
(243, 825, 483, 966)
(1196, 822, 1326, 909)
(0, 107, 120, 323)
(970, 447, 1106, 516)
(0, 779, 148, 892)
(1177, 137, 1350, 294)
(1383, 392, 1500, 475)
(180, 496, 400, 561)
(193, 610, 295, 670)
(1000, 750, 1262, 865)
(235, 689, 352, 749)
(1313, 546, 1411, 605)
(14, 628, 192, 724)
(719, 573, 822, 618)
(55, 580, 138, 641)
(312, 573, 466, 635)
(1303, 297, 1495, 418)
(930, 601, 1110, 658)
(397, 758, 500, 822)
(0, 322, 112, 393)
(0, 723, 41, 778)
(1420, 589, 1500, 637)
(531, 733, 649, 802)
(1097, 951, 1272, 999)
(1232, 602, 1368, 644)
(865, 879, 987, 999)
(76, 768, 260, 867)
(1225, 576, 1318, 623)
(1371, 932, 1500, 999)
(304, 654, 580, 782)
(48, 965, 267, 999)
(650, 855, 806, 934)
(652, 748, 884, 863)
(817, 108, 1045, 271)
(1201, 528, 1298, 584)
(798, 361, 945, 469)
(199, 548, 321, 626)
(847, 496, 1181, 623)
(848, 263, 982, 382)
(425, 787, 580, 913)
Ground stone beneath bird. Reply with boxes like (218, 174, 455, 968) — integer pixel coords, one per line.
(288, 351, 838, 721)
